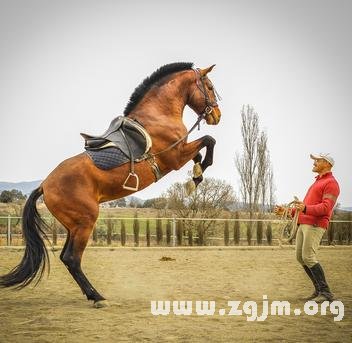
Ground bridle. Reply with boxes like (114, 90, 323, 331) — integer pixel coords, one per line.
(190, 68, 222, 124)
(147, 68, 222, 158)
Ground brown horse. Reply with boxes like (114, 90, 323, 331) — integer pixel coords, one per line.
(0, 62, 221, 307)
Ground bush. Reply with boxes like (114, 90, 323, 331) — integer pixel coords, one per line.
(224, 221, 229, 246)
(348, 212, 352, 245)
(156, 217, 163, 245)
(256, 218, 263, 245)
(176, 221, 183, 246)
(188, 228, 193, 246)
(166, 220, 171, 246)
(133, 213, 139, 247)
(266, 223, 272, 246)
(0, 189, 26, 203)
(233, 212, 240, 245)
(52, 218, 58, 246)
(197, 222, 204, 246)
(246, 223, 252, 246)
(121, 220, 126, 246)
(106, 218, 114, 245)
(233, 211, 241, 245)
(146, 219, 151, 247)
(92, 225, 98, 243)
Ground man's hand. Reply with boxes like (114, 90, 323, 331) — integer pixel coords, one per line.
(274, 205, 287, 216)
(294, 200, 306, 212)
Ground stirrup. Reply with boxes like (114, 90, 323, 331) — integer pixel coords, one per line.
(123, 172, 139, 191)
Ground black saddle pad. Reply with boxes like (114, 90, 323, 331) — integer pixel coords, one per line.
(85, 147, 130, 170)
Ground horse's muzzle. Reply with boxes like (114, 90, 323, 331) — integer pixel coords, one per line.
(205, 107, 221, 125)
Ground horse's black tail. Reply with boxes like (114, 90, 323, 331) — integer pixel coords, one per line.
(0, 186, 50, 289)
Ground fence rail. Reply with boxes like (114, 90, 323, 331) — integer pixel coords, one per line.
(1, 215, 351, 247)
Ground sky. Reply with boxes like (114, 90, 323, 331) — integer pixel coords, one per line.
(0, 0, 351, 206)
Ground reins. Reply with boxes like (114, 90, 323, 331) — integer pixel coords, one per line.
(148, 113, 205, 158)
(278, 196, 300, 247)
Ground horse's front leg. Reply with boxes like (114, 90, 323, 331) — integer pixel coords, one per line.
(175, 135, 216, 193)
(192, 135, 216, 187)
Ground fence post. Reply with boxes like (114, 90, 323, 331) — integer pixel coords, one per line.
(7, 215, 11, 246)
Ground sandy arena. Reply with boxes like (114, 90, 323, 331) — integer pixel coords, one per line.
(0, 247, 351, 342)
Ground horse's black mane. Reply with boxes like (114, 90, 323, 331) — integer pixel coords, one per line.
(123, 62, 194, 115)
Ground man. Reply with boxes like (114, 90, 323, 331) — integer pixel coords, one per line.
(275, 153, 340, 302)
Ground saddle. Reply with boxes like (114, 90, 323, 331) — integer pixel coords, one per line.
(81, 116, 152, 191)
(81, 116, 152, 160)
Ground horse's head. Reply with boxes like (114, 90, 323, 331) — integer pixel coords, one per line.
(188, 65, 221, 125)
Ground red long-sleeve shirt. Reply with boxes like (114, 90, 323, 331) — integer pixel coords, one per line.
(298, 172, 340, 229)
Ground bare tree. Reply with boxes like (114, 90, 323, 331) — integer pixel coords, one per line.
(235, 105, 275, 245)
(166, 178, 234, 217)
(235, 105, 260, 216)
(164, 177, 235, 243)
(268, 164, 276, 210)
(235, 105, 275, 213)
(257, 131, 270, 211)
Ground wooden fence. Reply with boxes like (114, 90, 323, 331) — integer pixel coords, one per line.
(1, 215, 351, 247)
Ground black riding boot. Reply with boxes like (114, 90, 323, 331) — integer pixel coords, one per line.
(303, 265, 319, 300)
(309, 263, 334, 302)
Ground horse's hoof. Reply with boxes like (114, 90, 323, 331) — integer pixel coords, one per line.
(184, 180, 196, 195)
(193, 162, 203, 178)
(94, 300, 110, 308)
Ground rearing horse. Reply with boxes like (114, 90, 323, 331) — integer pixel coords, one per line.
(0, 62, 221, 307)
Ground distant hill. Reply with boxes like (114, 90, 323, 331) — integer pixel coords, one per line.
(0, 180, 42, 195)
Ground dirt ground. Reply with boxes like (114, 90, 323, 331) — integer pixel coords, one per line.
(0, 246, 351, 343)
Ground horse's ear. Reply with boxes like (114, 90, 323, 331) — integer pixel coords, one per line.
(200, 64, 216, 77)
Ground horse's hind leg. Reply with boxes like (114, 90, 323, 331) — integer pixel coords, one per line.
(46, 195, 106, 305)
(60, 222, 106, 305)
(59, 231, 70, 262)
